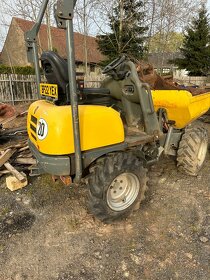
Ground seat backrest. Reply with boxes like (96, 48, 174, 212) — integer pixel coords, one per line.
(41, 51, 68, 95)
(40, 51, 113, 106)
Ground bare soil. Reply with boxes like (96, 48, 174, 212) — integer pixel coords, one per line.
(0, 121, 209, 280)
(137, 61, 209, 95)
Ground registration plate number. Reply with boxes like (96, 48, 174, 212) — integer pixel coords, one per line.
(40, 83, 58, 99)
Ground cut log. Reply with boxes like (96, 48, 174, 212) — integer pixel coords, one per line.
(0, 149, 16, 168)
(4, 162, 27, 182)
(6, 175, 28, 191)
(18, 145, 29, 153)
(17, 153, 33, 159)
(0, 170, 10, 175)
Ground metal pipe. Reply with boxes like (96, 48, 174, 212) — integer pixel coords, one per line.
(35, 0, 50, 32)
(164, 127, 173, 155)
(66, 19, 83, 183)
(25, 0, 49, 64)
(33, 42, 41, 98)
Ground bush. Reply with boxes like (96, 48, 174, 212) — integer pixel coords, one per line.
(0, 65, 41, 75)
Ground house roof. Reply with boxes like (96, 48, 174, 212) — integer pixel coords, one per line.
(13, 17, 104, 64)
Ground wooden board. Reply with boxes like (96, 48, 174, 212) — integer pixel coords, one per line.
(4, 162, 26, 183)
(0, 148, 16, 168)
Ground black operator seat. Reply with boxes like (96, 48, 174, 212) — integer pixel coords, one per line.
(41, 51, 69, 104)
(41, 51, 115, 106)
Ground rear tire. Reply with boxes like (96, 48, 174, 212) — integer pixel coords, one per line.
(177, 127, 208, 176)
(87, 152, 148, 223)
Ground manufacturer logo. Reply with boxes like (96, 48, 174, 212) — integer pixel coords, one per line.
(36, 118, 48, 140)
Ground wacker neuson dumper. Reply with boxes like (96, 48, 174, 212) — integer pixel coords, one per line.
(25, 0, 210, 222)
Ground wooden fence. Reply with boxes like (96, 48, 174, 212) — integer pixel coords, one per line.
(173, 70, 207, 86)
(84, 74, 105, 88)
(0, 74, 40, 104)
(0, 73, 105, 104)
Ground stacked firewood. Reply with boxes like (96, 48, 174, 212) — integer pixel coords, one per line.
(0, 140, 36, 191)
(0, 103, 36, 190)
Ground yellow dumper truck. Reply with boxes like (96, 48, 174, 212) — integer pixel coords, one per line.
(26, 0, 210, 222)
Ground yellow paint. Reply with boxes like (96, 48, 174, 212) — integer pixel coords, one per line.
(27, 90, 210, 156)
(152, 90, 210, 129)
(27, 100, 124, 155)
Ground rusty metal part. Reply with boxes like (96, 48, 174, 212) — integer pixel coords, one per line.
(60, 175, 72, 186)
(52, 175, 72, 186)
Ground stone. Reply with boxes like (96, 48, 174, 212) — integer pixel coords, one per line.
(200, 236, 209, 243)
(22, 197, 31, 205)
(124, 271, 130, 278)
(94, 251, 102, 260)
(185, 253, 193, 260)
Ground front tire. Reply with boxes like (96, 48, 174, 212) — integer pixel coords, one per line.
(177, 126, 208, 176)
(87, 152, 148, 223)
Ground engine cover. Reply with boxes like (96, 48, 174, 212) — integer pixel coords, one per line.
(27, 100, 124, 155)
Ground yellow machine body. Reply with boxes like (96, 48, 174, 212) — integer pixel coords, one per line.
(27, 100, 125, 155)
(152, 90, 210, 129)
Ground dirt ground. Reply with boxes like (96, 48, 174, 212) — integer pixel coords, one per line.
(0, 121, 209, 280)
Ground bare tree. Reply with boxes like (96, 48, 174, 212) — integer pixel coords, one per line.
(1, 0, 56, 51)
(88, 0, 146, 59)
(87, 0, 207, 56)
(2, 0, 44, 21)
(143, 0, 207, 54)
(0, 0, 207, 68)
(74, 0, 101, 74)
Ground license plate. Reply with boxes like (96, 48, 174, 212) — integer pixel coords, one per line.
(40, 83, 58, 99)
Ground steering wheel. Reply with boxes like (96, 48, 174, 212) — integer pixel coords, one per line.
(102, 56, 126, 74)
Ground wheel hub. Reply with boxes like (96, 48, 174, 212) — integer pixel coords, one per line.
(107, 173, 140, 212)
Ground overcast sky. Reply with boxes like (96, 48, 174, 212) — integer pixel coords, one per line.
(0, 0, 210, 51)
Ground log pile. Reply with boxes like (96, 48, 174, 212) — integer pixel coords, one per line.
(0, 140, 36, 190)
(0, 105, 35, 190)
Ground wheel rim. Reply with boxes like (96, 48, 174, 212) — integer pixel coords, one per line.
(106, 173, 140, 212)
(197, 140, 208, 166)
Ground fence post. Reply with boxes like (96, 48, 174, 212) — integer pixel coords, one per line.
(9, 75, 15, 105)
